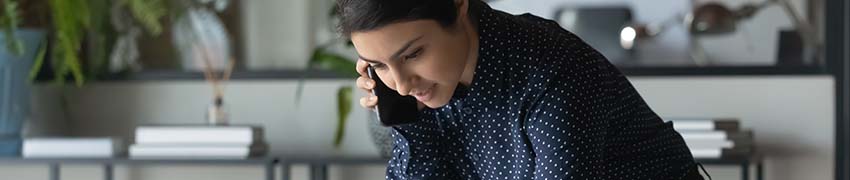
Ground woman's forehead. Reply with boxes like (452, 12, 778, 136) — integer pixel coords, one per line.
(351, 20, 438, 62)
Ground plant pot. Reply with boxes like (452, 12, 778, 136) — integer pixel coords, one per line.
(0, 28, 46, 156)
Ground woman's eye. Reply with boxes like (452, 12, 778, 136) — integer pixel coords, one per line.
(403, 48, 423, 60)
(371, 63, 387, 69)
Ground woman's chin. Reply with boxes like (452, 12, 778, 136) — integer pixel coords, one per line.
(423, 83, 464, 108)
(422, 96, 452, 109)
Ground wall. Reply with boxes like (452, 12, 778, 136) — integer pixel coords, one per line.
(631, 76, 834, 180)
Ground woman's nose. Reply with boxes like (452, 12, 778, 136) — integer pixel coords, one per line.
(391, 69, 416, 96)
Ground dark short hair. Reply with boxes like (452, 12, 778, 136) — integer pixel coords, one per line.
(335, 0, 480, 37)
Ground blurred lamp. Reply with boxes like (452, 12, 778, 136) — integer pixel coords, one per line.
(620, 22, 664, 50)
(619, 26, 637, 49)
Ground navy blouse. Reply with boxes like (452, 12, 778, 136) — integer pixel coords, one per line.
(385, 3, 696, 180)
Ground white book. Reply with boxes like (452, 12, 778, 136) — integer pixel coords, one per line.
(667, 118, 740, 131)
(135, 126, 259, 145)
(23, 138, 120, 158)
(691, 149, 722, 158)
(672, 121, 715, 131)
(680, 131, 727, 140)
(128, 144, 262, 159)
(684, 139, 735, 149)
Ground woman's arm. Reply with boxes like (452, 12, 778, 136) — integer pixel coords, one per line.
(523, 35, 696, 179)
(385, 112, 453, 180)
(524, 78, 587, 179)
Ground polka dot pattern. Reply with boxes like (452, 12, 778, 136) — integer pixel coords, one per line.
(386, 4, 696, 180)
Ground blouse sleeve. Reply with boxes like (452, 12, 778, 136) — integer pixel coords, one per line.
(385, 110, 453, 180)
(523, 24, 696, 178)
(523, 76, 589, 179)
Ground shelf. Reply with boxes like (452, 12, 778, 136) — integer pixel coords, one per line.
(619, 65, 828, 76)
(84, 65, 831, 82)
(96, 69, 352, 81)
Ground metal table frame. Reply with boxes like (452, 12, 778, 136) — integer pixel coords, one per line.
(696, 156, 764, 180)
(277, 157, 390, 180)
(0, 156, 763, 180)
(0, 157, 278, 180)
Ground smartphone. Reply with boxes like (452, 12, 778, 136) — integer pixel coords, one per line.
(367, 66, 421, 126)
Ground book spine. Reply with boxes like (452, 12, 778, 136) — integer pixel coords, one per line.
(668, 118, 740, 132)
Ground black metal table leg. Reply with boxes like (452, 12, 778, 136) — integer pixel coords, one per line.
(741, 162, 750, 180)
(757, 161, 763, 180)
(103, 164, 113, 180)
(310, 164, 328, 180)
(265, 161, 275, 180)
(280, 162, 290, 180)
(49, 163, 59, 180)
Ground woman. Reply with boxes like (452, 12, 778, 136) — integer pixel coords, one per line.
(338, 0, 705, 179)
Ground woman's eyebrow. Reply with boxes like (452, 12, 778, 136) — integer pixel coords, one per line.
(358, 35, 424, 64)
(389, 35, 424, 61)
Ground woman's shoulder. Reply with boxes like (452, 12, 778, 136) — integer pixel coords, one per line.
(479, 8, 624, 103)
(483, 9, 609, 76)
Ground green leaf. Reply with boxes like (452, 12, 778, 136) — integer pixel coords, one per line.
(73, 0, 91, 29)
(308, 48, 358, 77)
(28, 41, 47, 82)
(56, 28, 84, 87)
(306, 47, 358, 147)
(52, 48, 68, 86)
(333, 86, 353, 148)
(1, 0, 24, 56)
(294, 76, 306, 106)
(86, 0, 111, 78)
(48, 0, 89, 86)
(126, 0, 167, 35)
(65, 42, 85, 87)
(297, 48, 356, 106)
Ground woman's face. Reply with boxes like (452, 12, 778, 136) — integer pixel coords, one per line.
(351, 19, 472, 108)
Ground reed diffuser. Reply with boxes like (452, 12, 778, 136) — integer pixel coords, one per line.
(197, 46, 235, 125)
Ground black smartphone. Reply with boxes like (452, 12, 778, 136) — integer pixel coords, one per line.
(367, 66, 421, 126)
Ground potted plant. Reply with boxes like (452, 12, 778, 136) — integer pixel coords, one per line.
(1, 0, 168, 86)
(0, 0, 167, 155)
(309, 34, 394, 158)
(303, 2, 394, 157)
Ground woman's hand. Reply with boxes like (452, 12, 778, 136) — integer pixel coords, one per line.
(356, 59, 378, 110)
(355, 59, 427, 111)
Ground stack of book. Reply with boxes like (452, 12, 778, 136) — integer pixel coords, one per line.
(669, 118, 754, 159)
(23, 137, 121, 158)
(129, 125, 267, 159)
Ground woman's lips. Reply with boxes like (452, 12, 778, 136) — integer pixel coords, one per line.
(413, 84, 436, 102)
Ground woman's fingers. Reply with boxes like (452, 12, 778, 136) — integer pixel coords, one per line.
(359, 95, 378, 109)
(356, 59, 378, 110)
(356, 59, 370, 78)
(356, 76, 375, 93)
